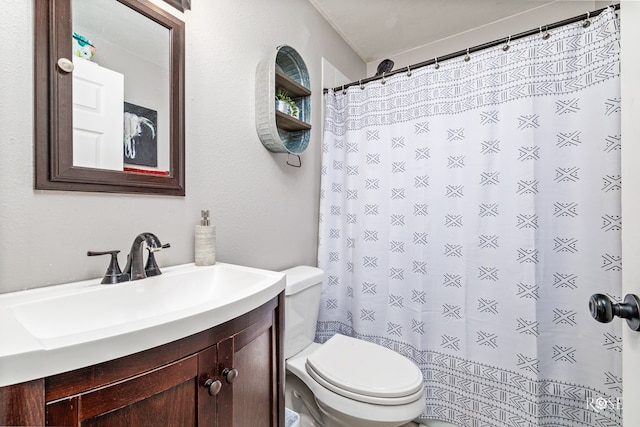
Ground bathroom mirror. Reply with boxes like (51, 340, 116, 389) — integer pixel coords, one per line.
(34, 0, 185, 195)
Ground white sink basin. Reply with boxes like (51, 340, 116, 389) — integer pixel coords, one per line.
(0, 263, 285, 387)
(11, 264, 274, 341)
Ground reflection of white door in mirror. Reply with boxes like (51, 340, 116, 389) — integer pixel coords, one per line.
(72, 58, 123, 171)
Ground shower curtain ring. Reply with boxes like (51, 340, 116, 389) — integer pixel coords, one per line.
(381, 72, 386, 85)
(360, 79, 365, 90)
(502, 35, 511, 52)
(434, 57, 440, 70)
(464, 48, 471, 62)
(583, 11, 591, 28)
(542, 25, 550, 40)
(406, 65, 412, 77)
(342, 85, 346, 95)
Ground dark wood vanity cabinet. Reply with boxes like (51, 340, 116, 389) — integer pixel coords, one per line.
(0, 294, 284, 427)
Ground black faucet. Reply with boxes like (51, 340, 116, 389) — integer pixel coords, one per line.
(88, 233, 170, 284)
(123, 233, 170, 281)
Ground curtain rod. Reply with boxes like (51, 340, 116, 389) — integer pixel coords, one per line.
(324, 3, 620, 94)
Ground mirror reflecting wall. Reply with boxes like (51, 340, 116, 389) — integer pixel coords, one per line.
(72, 0, 170, 174)
(34, 0, 185, 195)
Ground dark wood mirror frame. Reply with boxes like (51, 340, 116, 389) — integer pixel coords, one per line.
(34, 0, 185, 196)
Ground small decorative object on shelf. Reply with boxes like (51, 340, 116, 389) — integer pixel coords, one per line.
(256, 45, 311, 165)
(275, 89, 299, 119)
(72, 32, 96, 60)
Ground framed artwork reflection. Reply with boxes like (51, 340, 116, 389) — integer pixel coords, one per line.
(123, 102, 158, 168)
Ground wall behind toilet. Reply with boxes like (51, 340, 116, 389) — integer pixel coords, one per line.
(0, 0, 365, 293)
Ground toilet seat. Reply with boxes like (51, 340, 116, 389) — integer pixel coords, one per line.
(305, 334, 424, 405)
(287, 342, 426, 425)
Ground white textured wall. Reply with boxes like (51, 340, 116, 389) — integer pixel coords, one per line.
(366, 1, 605, 76)
(0, 0, 364, 293)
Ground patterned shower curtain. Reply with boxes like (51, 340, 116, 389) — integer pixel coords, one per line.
(317, 8, 621, 427)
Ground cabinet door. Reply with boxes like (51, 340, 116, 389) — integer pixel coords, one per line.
(197, 345, 219, 426)
(46, 355, 198, 427)
(0, 379, 44, 426)
(217, 310, 278, 427)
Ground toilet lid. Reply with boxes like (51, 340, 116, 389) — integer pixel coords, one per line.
(305, 334, 423, 402)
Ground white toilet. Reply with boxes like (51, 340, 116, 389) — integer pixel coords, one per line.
(283, 266, 425, 427)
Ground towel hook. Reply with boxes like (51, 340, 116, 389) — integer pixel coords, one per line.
(406, 65, 412, 77)
(434, 57, 440, 70)
(381, 72, 386, 85)
(583, 11, 591, 28)
(464, 48, 471, 62)
(359, 79, 365, 90)
(502, 35, 511, 52)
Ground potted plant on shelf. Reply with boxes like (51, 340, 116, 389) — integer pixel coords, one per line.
(275, 89, 299, 119)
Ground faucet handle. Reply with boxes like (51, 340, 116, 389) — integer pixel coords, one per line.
(145, 243, 170, 277)
(149, 243, 171, 252)
(87, 250, 131, 284)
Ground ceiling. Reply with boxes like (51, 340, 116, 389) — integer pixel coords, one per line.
(308, 0, 556, 63)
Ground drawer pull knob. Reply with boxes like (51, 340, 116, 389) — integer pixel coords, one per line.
(223, 368, 239, 384)
(204, 378, 222, 396)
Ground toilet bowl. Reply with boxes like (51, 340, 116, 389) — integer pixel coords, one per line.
(283, 266, 425, 427)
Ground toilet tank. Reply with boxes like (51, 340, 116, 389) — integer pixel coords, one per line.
(282, 266, 324, 359)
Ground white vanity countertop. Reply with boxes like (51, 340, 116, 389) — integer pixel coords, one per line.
(0, 263, 285, 387)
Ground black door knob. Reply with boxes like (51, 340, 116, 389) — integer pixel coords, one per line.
(589, 293, 640, 331)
